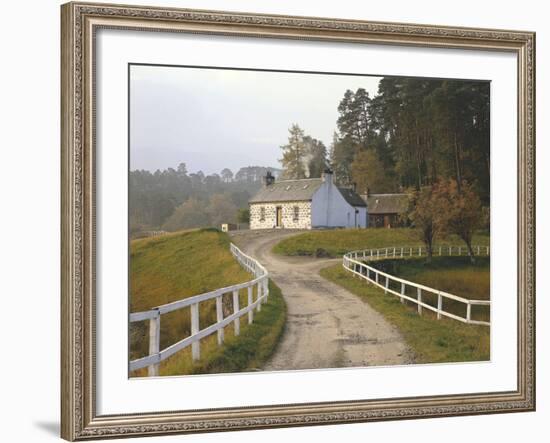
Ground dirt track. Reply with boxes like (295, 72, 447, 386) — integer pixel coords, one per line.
(230, 230, 413, 371)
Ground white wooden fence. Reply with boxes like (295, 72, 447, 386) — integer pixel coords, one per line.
(130, 243, 269, 376)
(342, 245, 490, 327)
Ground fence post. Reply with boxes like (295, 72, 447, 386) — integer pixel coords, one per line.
(232, 290, 240, 335)
(459, 246, 462, 255)
(418, 247, 422, 257)
(400, 282, 405, 304)
(375, 272, 379, 284)
(191, 303, 200, 361)
(486, 246, 489, 255)
(385, 276, 389, 294)
(216, 295, 224, 345)
(437, 293, 442, 320)
(439, 246, 442, 256)
(393, 247, 396, 257)
(256, 282, 262, 312)
(377, 249, 380, 259)
(148, 310, 160, 376)
(247, 286, 253, 324)
(466, 302, 472, 323)
(371, 249, 374, 258)
(417, 287, 422, 315)
(385, 247, 388, 257)
(477, 245, 480, 255)
(263, 278, 269, 302)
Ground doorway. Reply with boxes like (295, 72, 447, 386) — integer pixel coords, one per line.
(276, 206, 282, 228)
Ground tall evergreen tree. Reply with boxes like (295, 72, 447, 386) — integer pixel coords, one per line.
(280, 124, 307, 179)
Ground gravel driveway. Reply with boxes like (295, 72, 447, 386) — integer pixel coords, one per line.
(230, 229, 413, 371)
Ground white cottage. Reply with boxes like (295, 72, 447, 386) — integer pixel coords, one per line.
(249, 170, 367, 230)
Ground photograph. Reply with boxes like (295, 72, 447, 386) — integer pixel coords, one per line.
(128, 64, 491, 377)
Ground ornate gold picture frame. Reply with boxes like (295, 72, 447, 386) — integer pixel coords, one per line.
(61, 2, 535, 440)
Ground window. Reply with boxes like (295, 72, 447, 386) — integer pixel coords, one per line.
(293, 206, 300, 222)
(260, 206, 265, 221)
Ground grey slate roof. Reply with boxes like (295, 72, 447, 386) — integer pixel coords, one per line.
(249, 178, 324, 203)
(337, 187, 367, 207)
(249, 178, 367, 207)
(366, 193, 409, 214)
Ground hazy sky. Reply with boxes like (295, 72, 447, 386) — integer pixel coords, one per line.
(130, 65, 381, 174)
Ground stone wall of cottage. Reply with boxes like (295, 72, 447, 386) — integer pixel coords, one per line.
(250, 201, 312, 230)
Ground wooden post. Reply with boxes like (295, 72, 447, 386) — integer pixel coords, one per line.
(216, 295, 224, 345)
(437, 293, 442, 320)
(256, 282, 262, 312)
(375, 272, 379, 284)
(148, 312, 160, 376)
(263, 279, 269, 302)
(393, 247, 396, 257)
(191, 303, 200, 361)
(385, 247, 388, 257)
(400, 282, 405, 304)
(371, 249, 374, 258)
(246, 286, 254, 324)
(417, 287, 422, 315)
(466, 303, 472, 323)
(385, 276, 389, 294)
(377, 249, 380, 259)
(232, 290, 240, 336)
(418, 247, 422, 257)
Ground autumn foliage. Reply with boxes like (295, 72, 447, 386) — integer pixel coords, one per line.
(406, 179, 483, 263)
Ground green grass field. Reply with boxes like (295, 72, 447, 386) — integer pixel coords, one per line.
(129, 228, 286, 376)
(320, 257, 490, 364)
(273, 228, 490, 257)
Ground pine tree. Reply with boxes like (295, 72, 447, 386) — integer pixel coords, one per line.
(280, 124, 307, 179)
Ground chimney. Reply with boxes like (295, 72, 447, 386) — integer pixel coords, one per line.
(361, 187, 370, 204)
(321, 168, 334, 183)
(263, 171, 275, 187)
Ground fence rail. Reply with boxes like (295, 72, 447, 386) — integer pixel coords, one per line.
(130, 243, 269, 376)
(342, 245, 490, 327)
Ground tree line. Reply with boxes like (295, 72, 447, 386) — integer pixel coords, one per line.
(280, 77, 490, 205)
(129, 164, 279, 233)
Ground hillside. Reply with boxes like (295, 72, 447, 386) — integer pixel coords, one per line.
(129, 228, 285, 376)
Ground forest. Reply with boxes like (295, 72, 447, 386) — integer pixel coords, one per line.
(129, 77, 490, 233)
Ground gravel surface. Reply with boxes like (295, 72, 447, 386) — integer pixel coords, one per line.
(230, 229, 414, 371)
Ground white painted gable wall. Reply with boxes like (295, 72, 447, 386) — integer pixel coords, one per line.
(311, 176, 367, 228)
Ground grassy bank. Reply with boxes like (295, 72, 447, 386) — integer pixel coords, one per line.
(320, 260, 490, 364)
(160, 281, 286, 376)
(372, 256, 490, 323)
(129, 228, 286, 376)
(273, 228, 490, 257)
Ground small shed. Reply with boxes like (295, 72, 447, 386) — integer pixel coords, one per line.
(364, 193, 409, 228)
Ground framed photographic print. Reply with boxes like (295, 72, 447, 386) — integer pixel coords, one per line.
(61, 1, 536, 440)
